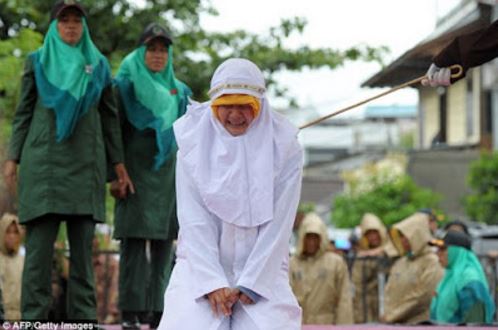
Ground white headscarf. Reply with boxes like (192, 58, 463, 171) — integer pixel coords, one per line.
(174, 58, 299, 228)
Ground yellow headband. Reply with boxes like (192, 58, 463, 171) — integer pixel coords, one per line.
(211, 94, 261, 120)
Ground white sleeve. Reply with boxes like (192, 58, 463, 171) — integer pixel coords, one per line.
(236, 147, 303, 300)
(176, 154, 230, 300)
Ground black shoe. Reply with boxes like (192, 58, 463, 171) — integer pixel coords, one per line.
(121, 311, 141, 330)
(150, 311, 163, 329)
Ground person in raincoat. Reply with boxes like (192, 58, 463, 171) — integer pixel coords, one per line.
(289, 213, 353, 325)
(112, 22, 191, 329)
(381, 212, 444, 324)
(351, 213, 388, 323)
(430, 230, 495, 324)
(158, 58, 303, 330)
(0, 213, 24, 321)
(2, 0, 132, 320)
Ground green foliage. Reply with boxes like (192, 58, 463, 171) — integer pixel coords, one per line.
(332, 174, 440, 228)
(399, 131, 415, 149)
(298, 202, 315, 214)
(465, 152, 498, 224)
(0, 0, 388, 102)
(0, 28, 42, 143)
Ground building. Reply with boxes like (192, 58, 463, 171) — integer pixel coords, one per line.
(363, 0, 498, 218)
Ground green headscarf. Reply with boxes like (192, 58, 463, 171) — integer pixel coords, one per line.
(115, 45, 191, 169)
(31, 18, 111, 141)
(430, 246, 495, 324)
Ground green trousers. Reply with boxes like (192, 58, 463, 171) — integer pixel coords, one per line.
(21, 214, 96, 320)
(118, 238, 174, 312)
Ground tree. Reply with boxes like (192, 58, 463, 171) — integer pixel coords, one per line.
(465, 152, 498, 225)
(331, 156, 441, 228)
(0, 1, 388, 115)
(0, 28, 42, 142)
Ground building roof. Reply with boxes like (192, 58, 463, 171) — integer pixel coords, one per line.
(362, 1, 493, 88)
(364, 105, 417, 119)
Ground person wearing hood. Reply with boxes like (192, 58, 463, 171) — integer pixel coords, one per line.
(289, 213, 353, 325)
(351, 213, 388, 323)
(2, 0, 132, 320)
(0, 213, 24, 321)
(112, 22, 191, 330)
(157, 58, 303, 330)
(381, 212, 444, 324)
(430, 231, 495, 324)
(417, 208, 441, 236)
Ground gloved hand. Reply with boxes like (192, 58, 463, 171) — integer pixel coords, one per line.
(421, 63, 451, 87)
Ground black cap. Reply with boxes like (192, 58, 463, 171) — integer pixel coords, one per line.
(50, 0, 86, 21)
(429, 230, 472, 250)
(443, 220, 470, 235)
(138, 23, 173, 47)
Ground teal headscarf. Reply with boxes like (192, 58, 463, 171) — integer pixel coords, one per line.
(31, 18, 111, 141)
(114, 45, 191, 170)
(430, 246, 495, 324)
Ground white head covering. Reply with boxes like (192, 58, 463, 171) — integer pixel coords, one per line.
(174, 58, 299, 228)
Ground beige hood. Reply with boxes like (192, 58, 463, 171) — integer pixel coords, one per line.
(296, 213, 329, 258)
(358, 213, 387, 249)
(0, 213, 21, 255)
(391, 213, 431, 257)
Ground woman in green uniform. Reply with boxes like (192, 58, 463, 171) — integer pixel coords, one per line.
(3, 0, 133, 320)
(112, 23, 191, 329)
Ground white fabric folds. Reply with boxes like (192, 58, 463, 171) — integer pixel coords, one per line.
(159, 58, 303, 330)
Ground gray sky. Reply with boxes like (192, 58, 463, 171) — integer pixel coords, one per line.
(200, 0, 462, 116)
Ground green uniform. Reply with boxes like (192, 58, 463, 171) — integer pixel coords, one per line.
(112, 30, 190, 322)
(8, 58, 123, 224)
(113, 89, 178, 313)
(113, 99, 178, 240)
(7, 56, 123, 320)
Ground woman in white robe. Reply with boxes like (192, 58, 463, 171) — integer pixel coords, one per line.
(158, 58, 303, 330)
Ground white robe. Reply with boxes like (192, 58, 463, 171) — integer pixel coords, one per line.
(159, 147, 303, 330)
(158, 58, 303, 330)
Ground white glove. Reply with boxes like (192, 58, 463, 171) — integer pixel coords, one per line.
(421, 63, 451, 87)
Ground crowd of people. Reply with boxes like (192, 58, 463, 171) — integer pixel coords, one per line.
(289, 210, 496, 325)
(1, 0, 498, 328)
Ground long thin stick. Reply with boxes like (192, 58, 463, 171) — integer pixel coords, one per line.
(299, 64, 463, 130)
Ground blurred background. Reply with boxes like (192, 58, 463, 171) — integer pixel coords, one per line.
(1, 0, 498, 325)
